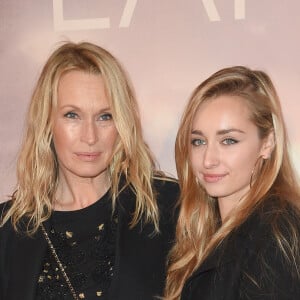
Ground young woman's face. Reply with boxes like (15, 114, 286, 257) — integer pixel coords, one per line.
(52, 70, 118, 183)
(190, 95, 272, 213)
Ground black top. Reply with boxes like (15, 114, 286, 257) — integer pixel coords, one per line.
(0, 178, 179, 300)
(36, 190, 117, 300)
(181, 197, 300, 300)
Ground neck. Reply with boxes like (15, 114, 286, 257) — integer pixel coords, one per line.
(218, 199, 235, 222)
(54, 172, 110, 211)
(218, 187, 250, 222)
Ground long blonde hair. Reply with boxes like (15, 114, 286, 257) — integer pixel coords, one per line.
(165, 66, 300, 299)
(1, 41, 162, 234)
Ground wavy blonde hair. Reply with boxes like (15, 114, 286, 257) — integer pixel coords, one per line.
(165, 66, 300, 299)
(1, 41, 162, 234)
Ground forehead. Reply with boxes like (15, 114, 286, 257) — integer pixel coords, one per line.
(58, 69, 103, 89)
(56, 70, 109, 106)
(192, 95, 255, 131)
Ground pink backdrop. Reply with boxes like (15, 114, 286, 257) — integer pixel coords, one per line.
(1, 0, 299, 200)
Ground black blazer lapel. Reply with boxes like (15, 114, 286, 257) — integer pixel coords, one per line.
(7, 225, 47, 300)
(189, 233, 242, 279)
(108, 188, 167, 300)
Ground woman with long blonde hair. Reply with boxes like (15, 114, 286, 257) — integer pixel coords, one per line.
(165, 66, 300, 299)
(0, 41, 178, 300)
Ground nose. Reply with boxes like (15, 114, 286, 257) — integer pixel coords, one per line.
(81, 120, 98, 145)
(203, 143, 219, 169)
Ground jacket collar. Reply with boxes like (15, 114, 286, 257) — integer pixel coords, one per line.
(189, 211, 260, 277)
(8, 222, 48, 300)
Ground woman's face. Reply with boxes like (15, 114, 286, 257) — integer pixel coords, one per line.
(52, 70, 118, 183)
(189, 95, 273, 214)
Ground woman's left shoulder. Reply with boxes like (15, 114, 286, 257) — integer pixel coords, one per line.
(153, 176, 179, 192)
(239, 197, 300, 252)
(153, 177, 179, 201)
(152, 176, 180, 217)
(259, 197, 300, 232)
(238, 198, 300, 298)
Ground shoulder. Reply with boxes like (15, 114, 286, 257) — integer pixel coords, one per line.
(152, 177, 180, 227)
(237, 202, 300, 269)
(0, 200, 11, 227)
(117, 175, 179, 216)
(153, 176, 180, 209)
(232, 196, 300, 273)
(0, 200, 33, 237)
(237, 198, 300, 297)
(0, 201, 15, 240)
(0, 200, 10, 213)
(241, 197, 300, 239)
(153, 176, 179, 196)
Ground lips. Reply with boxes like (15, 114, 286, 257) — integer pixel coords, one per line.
(202, 173, 226, 183)
(75, 152, 101, 161)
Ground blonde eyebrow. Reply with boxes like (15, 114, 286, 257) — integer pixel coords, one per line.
(191, 128, 245, 135)
(191, 129, 203, 135)
(216, 128, 245, 135)
(59, 105, 112, 113)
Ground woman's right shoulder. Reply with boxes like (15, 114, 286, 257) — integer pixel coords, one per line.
(0, 200, 11, 220)
(0, 200, 14, 235)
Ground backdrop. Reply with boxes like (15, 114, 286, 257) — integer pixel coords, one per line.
(1, 0, 299, 200)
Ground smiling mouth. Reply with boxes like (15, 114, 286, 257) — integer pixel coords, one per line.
(202, 174, 226, 183)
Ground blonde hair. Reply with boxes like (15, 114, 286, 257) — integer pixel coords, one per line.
(1, 41, 162, 233)
(165, 66, 300, 299)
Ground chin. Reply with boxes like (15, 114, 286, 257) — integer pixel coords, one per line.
(70, 167, 108, 179)
(204, 188, 225, 199)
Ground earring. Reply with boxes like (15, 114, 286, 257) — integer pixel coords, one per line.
(250, 155, 264, 188)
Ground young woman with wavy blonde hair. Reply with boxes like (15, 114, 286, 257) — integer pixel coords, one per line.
(0, 41, 178, 300)
(164, 66, 300, 299)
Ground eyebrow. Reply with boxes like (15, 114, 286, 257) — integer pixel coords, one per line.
(60, 105, 112, 112)
(191, 128, 246, 135)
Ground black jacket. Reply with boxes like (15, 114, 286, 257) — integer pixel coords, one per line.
(181, 199, 300, 300)
(0, 179, 179, 300)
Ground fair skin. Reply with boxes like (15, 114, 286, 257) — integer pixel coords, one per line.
(52, 70, 118, 211)
(190, 95, 274, 221)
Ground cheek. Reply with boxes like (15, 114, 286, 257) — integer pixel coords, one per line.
(101, 126, 118, 148)
(232, 149, 260, 178)
(52, 124, 75, 152)
(189, 149, 202, 174)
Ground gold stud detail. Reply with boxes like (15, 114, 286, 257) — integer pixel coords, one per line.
(66, 231, 73, 238)
(98, 224, 104, 231)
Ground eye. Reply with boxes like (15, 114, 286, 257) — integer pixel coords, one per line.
(98, 113, 113, 121)
(64, 112, 78, 119)
(222, 138, 238, 145)
(191, 138, 206, 146)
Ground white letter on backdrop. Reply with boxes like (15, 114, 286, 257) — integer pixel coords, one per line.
(119, 0, 138, 27)
(53, 0, 110, 31)
(235, 0, 246, 19)
(202, 0, 221, 21)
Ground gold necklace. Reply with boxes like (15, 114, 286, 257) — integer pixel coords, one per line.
(40, 224, 79, 300)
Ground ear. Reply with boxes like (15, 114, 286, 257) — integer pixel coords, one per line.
(260, 130, 275, 159)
